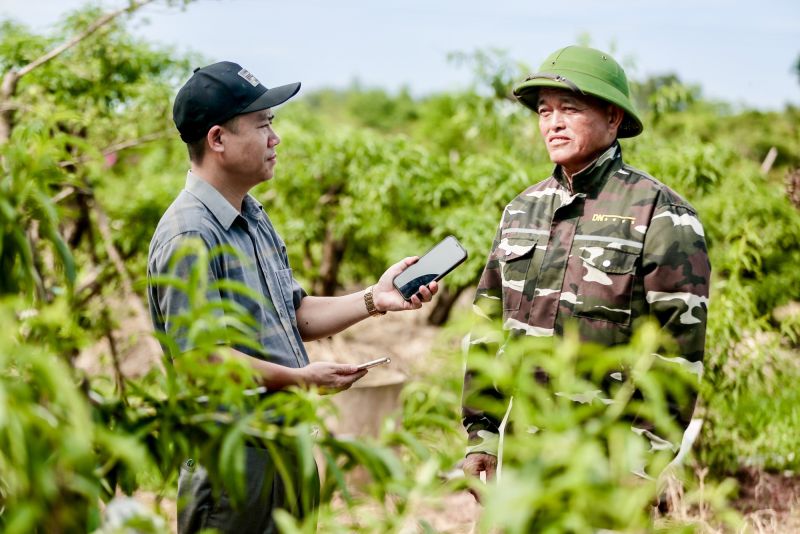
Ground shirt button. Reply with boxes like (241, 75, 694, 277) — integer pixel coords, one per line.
(602, 260, 611, 267)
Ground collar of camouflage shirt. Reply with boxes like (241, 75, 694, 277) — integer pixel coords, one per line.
(553, 142, 622, 197)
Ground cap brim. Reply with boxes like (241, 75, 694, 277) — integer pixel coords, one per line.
(241, 82, 301, 113)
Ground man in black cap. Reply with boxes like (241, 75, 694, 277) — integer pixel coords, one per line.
(148, 61, 438, 533)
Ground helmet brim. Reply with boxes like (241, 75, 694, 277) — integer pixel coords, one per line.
(513, 76, 643, 139)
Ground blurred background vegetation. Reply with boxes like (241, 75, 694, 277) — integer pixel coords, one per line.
(1, 2, 799, 532)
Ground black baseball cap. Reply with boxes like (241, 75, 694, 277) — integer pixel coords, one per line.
(173, 61, 301, 143)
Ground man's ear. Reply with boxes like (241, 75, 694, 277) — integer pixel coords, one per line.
(207, 125, 224, 154)
(607, 105, 624, 133)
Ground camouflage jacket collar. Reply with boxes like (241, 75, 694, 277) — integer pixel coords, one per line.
(553, 142, 623, 196)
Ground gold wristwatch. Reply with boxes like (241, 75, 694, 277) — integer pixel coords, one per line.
(364, 286, 385, 317)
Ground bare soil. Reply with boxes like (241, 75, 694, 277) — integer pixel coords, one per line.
(734, 468, 800, 533)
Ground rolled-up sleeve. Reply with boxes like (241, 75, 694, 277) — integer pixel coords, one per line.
(291, 276, 307, 311)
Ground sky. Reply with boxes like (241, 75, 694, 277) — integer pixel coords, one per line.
(2, 0, 799, 110)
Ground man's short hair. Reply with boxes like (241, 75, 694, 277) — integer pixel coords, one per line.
(185, 115, 240, 164)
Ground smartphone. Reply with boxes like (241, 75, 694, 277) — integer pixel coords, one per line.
(355, 356, 391, 370)
(392, 235, 468, 301)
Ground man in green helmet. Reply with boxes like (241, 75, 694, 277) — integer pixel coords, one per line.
(461, 46, 711, 483)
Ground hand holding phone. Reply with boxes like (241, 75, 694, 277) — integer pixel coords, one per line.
(355, 356, 391, 371)
(392, 236, 468, 301)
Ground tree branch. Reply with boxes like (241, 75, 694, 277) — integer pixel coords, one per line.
(58, 129, 172, 168)
(16, 0, 157, 80)
(0, 0, 157, 144)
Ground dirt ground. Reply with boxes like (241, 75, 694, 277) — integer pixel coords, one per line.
(732, 468, 800, 533)
(84, 293, 800, 532)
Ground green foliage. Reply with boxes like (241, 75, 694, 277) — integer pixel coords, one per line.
(468, 322, 680, 532)
(0, 126, 77, 296)
(0, 6, 191, 303)
(630, 73, 701, 119)
(702, 369, 800, 472)
(3, 10, 189, 149)
(277, 319, 741, 533)
(0, 305, 101, 533)
(301, 85, 419, 132)
(2, 3, 799, 529)
(624, 98, 800, 474)
(0, 239, 422, 530)
(447, 49, 529, 101)
(262, 88, 548, 308)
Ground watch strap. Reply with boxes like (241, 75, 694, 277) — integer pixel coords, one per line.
(364, 286, 386, 317)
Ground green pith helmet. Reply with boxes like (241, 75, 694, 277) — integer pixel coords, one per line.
(513, 45, 643, 138)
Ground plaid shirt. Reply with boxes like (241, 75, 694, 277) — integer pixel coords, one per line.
(147, 172, 309, 368)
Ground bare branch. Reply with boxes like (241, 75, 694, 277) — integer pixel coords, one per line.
(52, 186, 78, 204)
(16, 0, 157, 80)
(102, 306, 129, 402)
(76, 266, 102, 296)
(0, 102, 25, 113)
(0, 71, 19, 142)
(93, 198, 136, 298)
(100, 129, 173, 156)
(90, 195, 164, 374)
(0, 0, 157, 143)
(58, 129, 172, 168)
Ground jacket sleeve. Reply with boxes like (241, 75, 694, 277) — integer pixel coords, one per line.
(462, 221, 507, 457)
(641, 193, 711, 427)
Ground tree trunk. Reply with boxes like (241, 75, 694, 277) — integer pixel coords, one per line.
(302, 240, 314, 274)
(427, 284, 468, 326)
(317, 226, 346, 296)
(787, 168, 800, 211)
(315, 180, 344, 295)
(0, 0, 157, 146)
(0, 70, 19, 144)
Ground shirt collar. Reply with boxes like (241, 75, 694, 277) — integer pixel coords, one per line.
(185, 172, 266, 229)
(241, 194, 264, 221)
(553, 142, 623, 195)
(185, 171, 242, 230)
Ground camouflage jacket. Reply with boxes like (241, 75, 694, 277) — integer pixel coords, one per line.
(462, 143, 711, 456)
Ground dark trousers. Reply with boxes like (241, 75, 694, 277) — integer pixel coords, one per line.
(177, 446, 320, 534)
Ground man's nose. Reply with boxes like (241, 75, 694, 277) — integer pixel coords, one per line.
(268, 130, 280, 147)
(543, 110, 565, 130)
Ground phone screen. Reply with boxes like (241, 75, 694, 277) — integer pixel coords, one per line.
(392, 236, 468, 301)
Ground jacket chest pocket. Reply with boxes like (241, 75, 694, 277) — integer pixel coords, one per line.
(495, 238, 540, 312)
(573, 246, 639, 325)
